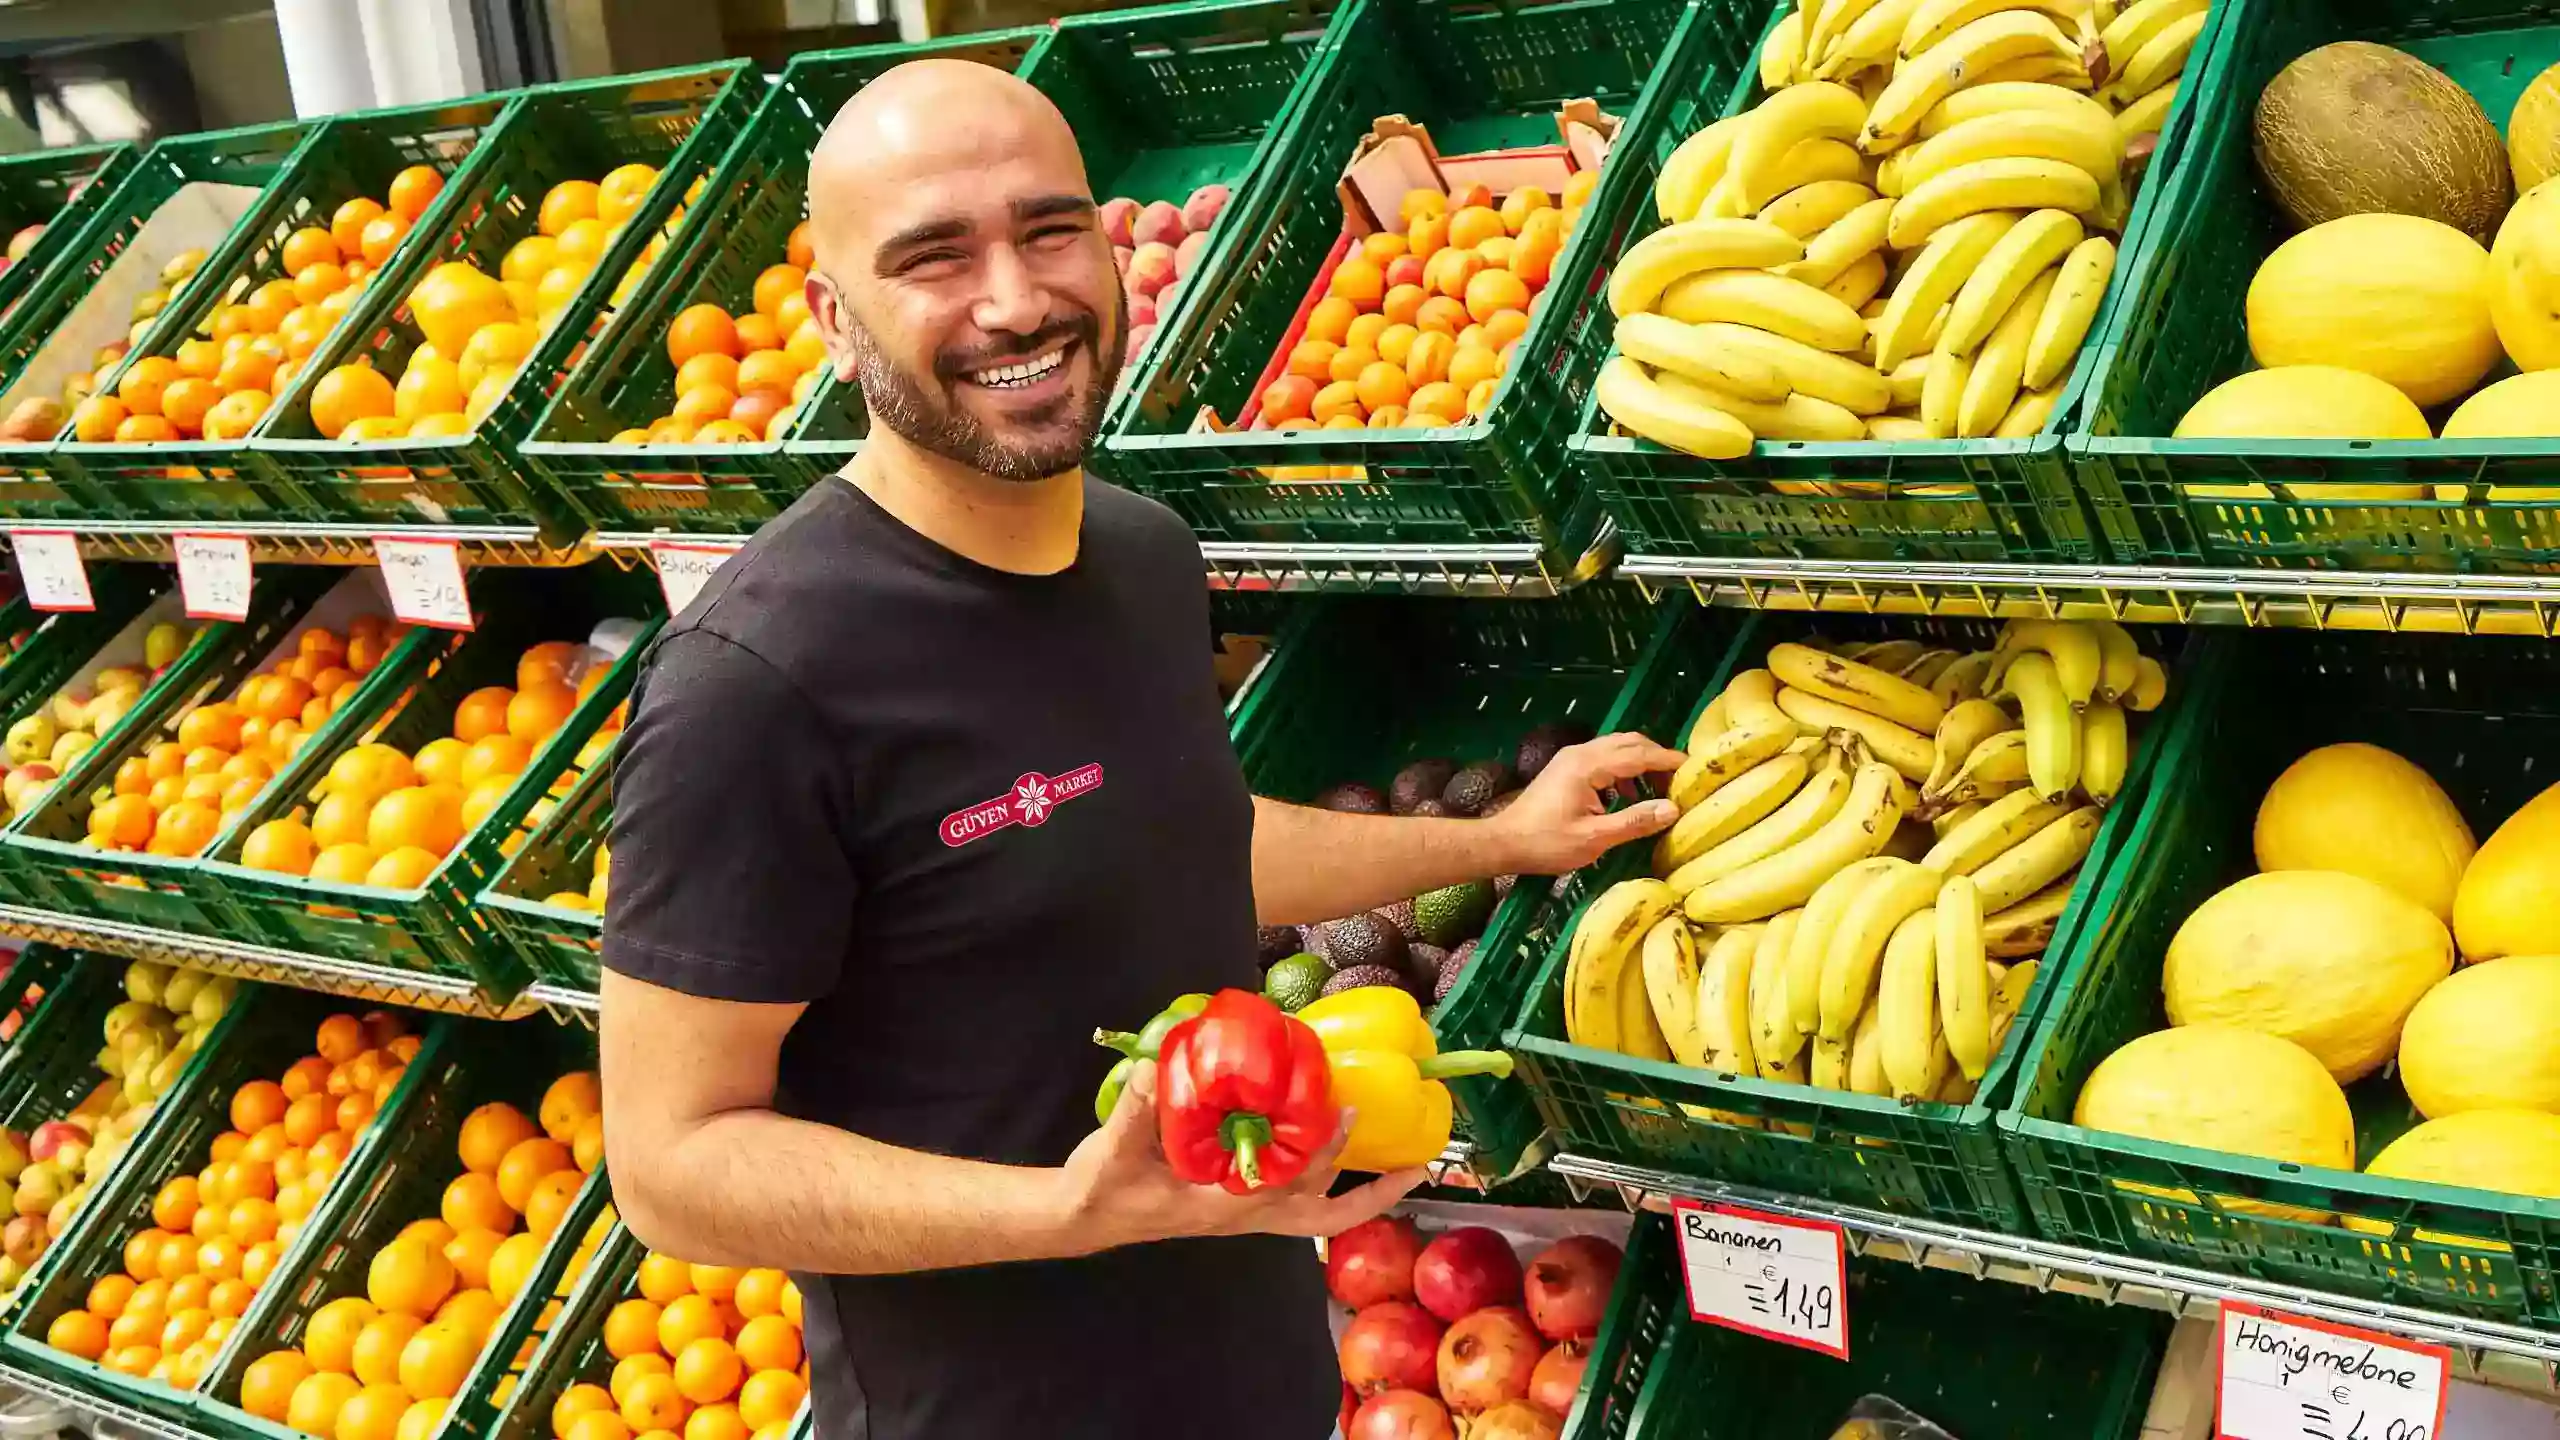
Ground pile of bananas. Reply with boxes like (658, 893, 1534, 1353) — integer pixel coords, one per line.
(1561, 621, 2170, 1105)
(1595, 0, 2210, 455)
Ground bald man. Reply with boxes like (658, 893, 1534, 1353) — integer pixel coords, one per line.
(596, 60, 1680, 1439)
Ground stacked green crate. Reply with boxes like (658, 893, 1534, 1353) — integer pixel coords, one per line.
(0, 119, 318, 521)
(1505, 605, 2208, 1229)
(0, 144, 142, 346)
(478, 760, 610, 993)
(252, 64, 761, 534)
(2002, 631, 2560, 1326)
(1564, 0, 2229, 566)
(195, 568, 661, 1000)
(2068, 2, 2560, 568)
(1098, 0, 1716, 567)
(0, 945, 84, 1063)
(197, 1016, 612, 1440)
(520, 32, 1044, 534)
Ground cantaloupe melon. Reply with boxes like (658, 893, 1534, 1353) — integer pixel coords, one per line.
(2174, 366, 2431, 441)
(2453, 778, 2560, 962)
(2247, 214, 2501, 406)
(2075, 1025, 2353, 1223)
(2254, 42, 2513, 241)
(2515, 62, 2560, 195)
(2491, 181, 2560, 372)
(2399, 954, 2560, 1118)
(2253, 744, 2474, 920)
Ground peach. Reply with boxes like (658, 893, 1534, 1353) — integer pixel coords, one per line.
(1125, 242, 1177, 299)
(1099, 197, 1140, 248)
(1112, 244, 1134, 275)
(1384, 255, 1425, 291)
(1128, 292, 1158, 329)
(1173, 231, 1210, 279)
(1131, 200, 1186, 249)
(1182, 184, 1229, 233)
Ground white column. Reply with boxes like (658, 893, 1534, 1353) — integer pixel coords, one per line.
(272, 0, 379, 117)
(358, 0, 486, 109)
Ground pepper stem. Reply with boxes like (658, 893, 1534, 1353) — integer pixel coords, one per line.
(1092, 1028, 1143, 1057)
(1416, 1049, 1516, 1081)
(1222, 1113, 1273, 1189)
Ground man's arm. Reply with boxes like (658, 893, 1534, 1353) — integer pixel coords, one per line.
(1251, 732, 1686, 926)
(602, 970, 1420, 1273)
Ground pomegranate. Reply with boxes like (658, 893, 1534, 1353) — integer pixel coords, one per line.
(1347, 1390, 1458, 1440)
(1437, 1306, 1542, 1415)
(1339, 1301, 1443, 1396)
(1528, 1339, 1590, 1417)
(1328, 1216, 1425, 1308)
(1341, 1383, 1359, 1436)
(1473, 1400, 1565, 1440)
(1524, 1234, 1623, 1340)
(1413, 1226, 1523, 1321)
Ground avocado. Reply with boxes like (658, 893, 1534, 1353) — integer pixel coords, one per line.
(1315, 781, 1387, 814)
(1321, 963, 1412, 998)
(1264, 953, 1331, 1011)
(1404, 942, 1448, 994)
(1256, 926, 1300, 969)
(1433, 939, 1479, 1003)
(1388, 759, 1456, 814)
(1480, 788, 1522, 820)
(1408, 798, 1453, 819)
(1515, 722, 1592, 784)
(1321, 912, 1407, 975)
(1413, 880, 1495, 947)
(1441, 760, 1516, 816)
(1295, 923, 1329, 961)
(1373, 898, 1420, 944)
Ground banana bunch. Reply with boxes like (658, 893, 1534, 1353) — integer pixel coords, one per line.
(1597, 0, 2208, 456)
(1564, 623, 2177, 1104)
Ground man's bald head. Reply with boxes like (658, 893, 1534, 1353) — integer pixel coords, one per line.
(799, 59, 1122, 484)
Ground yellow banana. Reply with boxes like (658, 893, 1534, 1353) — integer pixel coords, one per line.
(1691, 691, 1732, 749)
(1887, 158, 2102, 249)
(1922, 787, 2071, 872)
(1929, 649, 1996, 707)
(1669, 741, 1855, 894)
(1617, 936, 1674, 1060)
(1641, 917, 1707, 1065)
(1867, 415, 1934, 441)
(1769, 641, 1949, 734)
(2080, 699, 2128, 805)
(1761, 8, 1808, 89)
(1992, 618, 2103, 706)
(1775, 686, 1937, 781)
(1863, 11, 2083, 152)
(1931, 800, 1985, 837)
(1608, 221, 1807, 318)
(1685, 321, 1895, 414)
(1785, 855, 1903, 1036)
(2107, 6, 2203, 101)
(2113, 80, 2178, 147)
(1847, 999, 1891, 1095)
(2024, 236, 2117, 390)
(2088, 618, 2139, 702)
(1810, 1025, 1854, 1089)
(2098, 0, 2202, 71)
(1760, 179, 1881, 239)
(1876, 146, 1915, 197)
(1923, 697, 2015, 796)
(1669, 669, 1802, 810)
(1920, 343, 1972, 439)
(1918, 80, 2113, 138)
(1777, 197, 1896, 289)
(1972, 804, 2098, 911)
(1958, 266, 2054, 437)
(1759, 1047, 1811, 1084)
(1880, 356, 1928, 409)
(1994, 384, 2064, 437)
(1820, 859, 1944, 1040)
(2003, 651, 2081, 799)
(1805, 0, 1886, 68)
(1750, 909, 1808, 1064)
(1687, 755, 1905, 924)
(1901, 0, 2084, 57)
(1985, 957, 2041, 1057)
(1875, 211, 2018, 369)
(1984, 880, 2072, 956)
(1851, 638, 1928, 670)
(1569, 878, 1685, 1024)
(1970, 54, 2093, 87)
(1876, 905, 1942, 1096)
(1597, 356, 1756, 460)
(1825, 251, 1891, 311)
(1656, 370, 1870, 442)
(1819, 0, 1926, 78)
(1935, 874, 1991, 1079)
(1944, 209, 2085, 356)
(1657, 743, 1815, 874)
(1616, 314, 1795, 404)
(1936, 729, 2029, 807)
(1656, 117, 1751, 224)
(1733, 83, 1871, 212)
(2125, 654, 2167, 711)
(1901, 110, 2119, 196)
(1659, 269, 1872, 352)
(1697, 923, 1764, 1070)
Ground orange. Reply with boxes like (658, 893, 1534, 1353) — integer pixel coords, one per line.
(494, 1136, 575, 1213)
(486, 1232, 544, 1304)
(333, 198, 387, 257)
(539, 181, 601, 237)
(247, 279, 301, 332)
(667, 306, 740, 366)
(1463, 267, 1530, 322)
(317, 1015, 367, 1063)
(313, 792, 375, 851)
(684, 1406, 747, 1440)
(565, 1415, 632, 1440)
(750, 264, 806, 321)
(230, 1197, 282, 1245)
(408, 263, 511, 355)
(176, 337, 222, 379)
(453, 687, 514, 743)
(1327, 258, 1385, 308)
(369, 1236, 457, 1319)
(522, 1169, 580, 1239)
(368, 788, 462, 857)
(313, 365, 397, 439)
(161, 1307, 213, 1353)
(152, 1231, 194, 1279)
(409, 738, 470, 789)
(443, 1229, 504, 1292)
(283, 227, 342, 278)
(215, 335, 281, 389)
(506, 682, 576, 742)
(111, 412, 180, 444)
(397, 1398, 449, 1440)
(654, 1295, 722, 1357)
(198, 1235, 247, 1282)
(674, 1266, 734, 1304)
(50, 1308, 109, 1361)
(396, 1320, 473, 1400)
(394, 359, 466, 424)
(1257, 374, 1315, 425)
(211, 1278, 254, 1319)
(440, 1173, 514, 1234)
(778, 1283, 799, 1329)
(670, 1337, 741, 1405)
(734, 1372, 802, 1432)
(556, 1385, 617, 1440)
(518, 641, 581, 687)
(68, 394, 124, 443)
(105, 1345, 161, 1378)
(1285, 339, 1337, 382)
(570, 1112, 605, 1173)
(602, 1299, 663, 1360)
(119, 355, 180, 416)
(457, 1103, 540, 1175)
(730, 1316, 798, 1376)
(152, 1178, 201, 1235)
(335, 1086, 380, 1133)
(672, 386, 736, 428)
(635, 1254, 693, 1307)
(782, 322, 826, 373)
(307, 1296, 380, 1374)
(728, 1269, 785, 1321)
(351, 1312, 424, 1386)
(90, 794, 152, 847)
(338, 1383, 413, 1440)
(732, 315, 782, 354)
(619, 1373, 687, 1434)
(610, 1355, 673, 1408)
(785, 220, 815, 271)
(388, 166, 445, 222)
(244, 1349, 318, 1420)
(310, 846, 379, 891)
(674, 352, 739, 398)
(598, 163, 659, 224)
(160, 377, 220, 437)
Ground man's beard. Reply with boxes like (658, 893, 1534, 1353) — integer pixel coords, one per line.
(847, 298, 1122, 483)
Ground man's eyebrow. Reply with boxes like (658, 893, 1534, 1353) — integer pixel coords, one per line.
(1014, 194, 1094, 222)
(875, 217, 970, 268)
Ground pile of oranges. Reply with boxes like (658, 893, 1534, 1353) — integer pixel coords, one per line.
(1252, 173, 1600, 443)
(226, 1070, 604, 1440)
(307, 168, 686, 443)
(88, 616, 399, 859)
(561, 1250, 807, 1440)
(611, 220, 829, 450)
(42, 1008, 421, 1387)
(239, 637, 616, 891)
(68, 166, 448, 447)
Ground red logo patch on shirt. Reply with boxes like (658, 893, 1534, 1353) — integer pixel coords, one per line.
(940, 764, 1104, 847)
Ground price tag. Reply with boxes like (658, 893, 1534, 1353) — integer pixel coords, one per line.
(1670, 1199, 1849, 1359)
(2218, 1302, 2449, 1440)
(8, 530, 92, 612)
(372, 536, 474, 631)
(173, 533, 253, 621)
(649, 541, 738, 615)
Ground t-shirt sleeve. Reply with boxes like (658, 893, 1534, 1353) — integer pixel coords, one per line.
(601, 626, 852, 1004)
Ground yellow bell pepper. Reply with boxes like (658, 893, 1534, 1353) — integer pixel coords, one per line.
(1293, 986, 1514, 1173)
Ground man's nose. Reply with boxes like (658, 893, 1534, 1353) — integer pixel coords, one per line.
(973, 243, 1049, 337)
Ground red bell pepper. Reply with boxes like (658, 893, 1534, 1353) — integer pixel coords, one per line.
(1155, 989, 1338, 1193)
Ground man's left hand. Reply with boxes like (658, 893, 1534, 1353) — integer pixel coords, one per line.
(1482, 732, 1686, 876)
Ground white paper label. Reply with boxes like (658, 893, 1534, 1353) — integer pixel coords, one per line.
(173, 532, 253, 620)
(1670, 1199, 1849, 1359)
(9, 530, 92, 612)
(2219, 1302, 2449, 1440)
(650, 541, 738, 615)
(372, 536, 473, 630)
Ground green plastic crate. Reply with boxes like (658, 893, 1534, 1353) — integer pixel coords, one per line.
(2, 989, 444, 1420)
(1, 566, 435, 948)
(0, 119, 321, 522)
(1566, 0, 2229, 566)
(521, 32, 1045, 533)
(1229, 586, 1689, 1182)
(196, 569, 661, 1000)
(1505, 607, 2207, 1230)
(250, 63, 761, 533)
(477, 754, 610, 994)
(1096, 0, 1709, 566)
(2001, 630, 2560, 1326)
(1577, 1240, 2164, 1440)
(2067, 2, 2560, 568)
(196, 1015, 610, 1440)
(0, 945, 88, 1065)
(0, 144, 143, 344)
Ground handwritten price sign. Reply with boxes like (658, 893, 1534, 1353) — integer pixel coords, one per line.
(174, 533, 253, 620)
(1670, 1199, 1849, 1359)
(9, 530, 91, 612)
(372, 536, 473, 631)
(649, 541, 738, 615)
(2219, 1302, 2448, 1440)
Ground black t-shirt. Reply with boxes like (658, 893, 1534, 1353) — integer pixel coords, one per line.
(601, 476, 1335, 1440)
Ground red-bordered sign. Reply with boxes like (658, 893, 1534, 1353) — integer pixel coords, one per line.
(173, 532, 253, 620)
(372, 535, 474, 630)
(2218, 1302, 2449, 1440)
(9, 529, 91, 612)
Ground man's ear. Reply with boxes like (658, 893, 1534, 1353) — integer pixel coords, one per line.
(804, 271, 863, 384)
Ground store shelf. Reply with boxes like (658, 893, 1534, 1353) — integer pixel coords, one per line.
(1618, 556, 2560, 635)
(526, 981, 601, 1027)
(1198, 541, 1612, 596)
(1548, 1153, 2560, 1395)
(0, 1353, 202, 1440)
(0, 520, 591, 568)
(0, 901, 534, 1018)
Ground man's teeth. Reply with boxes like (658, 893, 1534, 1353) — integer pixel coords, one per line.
(971, 350, 1067, 388)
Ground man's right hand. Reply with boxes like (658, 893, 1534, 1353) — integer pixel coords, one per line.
(1057, 1060, 1426, 1250)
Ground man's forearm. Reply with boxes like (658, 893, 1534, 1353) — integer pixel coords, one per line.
(1250, 797, 1516, 927)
